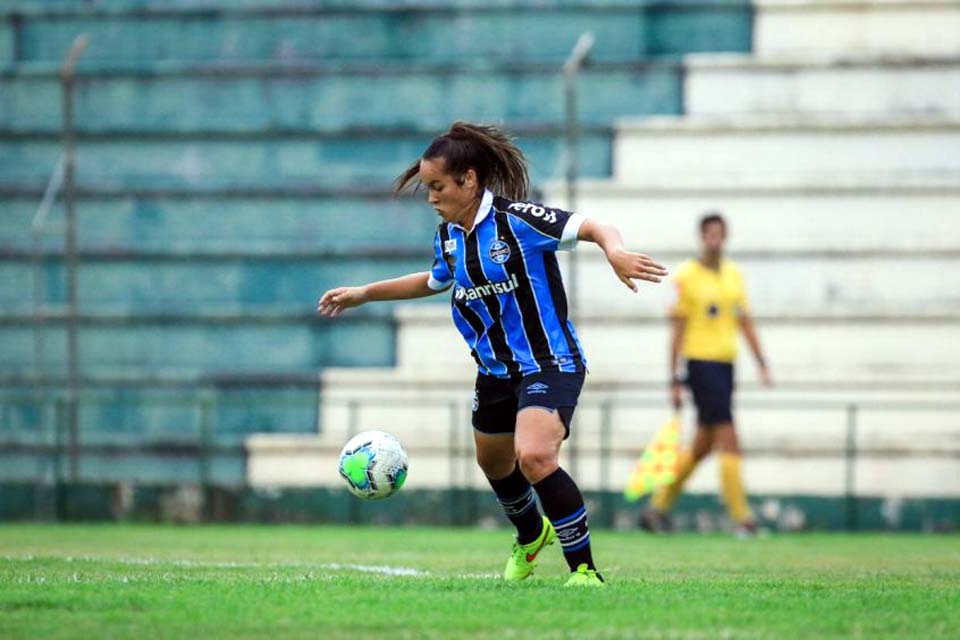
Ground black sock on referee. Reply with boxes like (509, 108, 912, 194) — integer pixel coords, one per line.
(487, 464, 544, 545)
(533, 467, 600, 577)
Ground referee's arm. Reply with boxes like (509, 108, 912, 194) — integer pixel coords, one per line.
(738, 312, 771, 386)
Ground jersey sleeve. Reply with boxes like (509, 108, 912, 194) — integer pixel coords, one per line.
(501, 198, 586, 252)
(427, 229, 454, 291)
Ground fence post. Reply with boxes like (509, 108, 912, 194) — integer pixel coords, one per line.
(844, 404, 859, 531)
(599, 401, 614, 528)
(53, 397, 67, 521)
(448, 401, 461, 526)
(198, 394, 214, 521)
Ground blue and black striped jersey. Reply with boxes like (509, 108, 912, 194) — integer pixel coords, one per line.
(427, 189, 588, 377)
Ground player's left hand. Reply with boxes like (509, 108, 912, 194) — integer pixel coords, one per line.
(607, 249, 668, 292)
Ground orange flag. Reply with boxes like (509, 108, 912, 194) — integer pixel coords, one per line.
(624, 414, 681, 502)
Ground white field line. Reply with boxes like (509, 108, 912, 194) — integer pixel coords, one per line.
(0, 554, 509, 580)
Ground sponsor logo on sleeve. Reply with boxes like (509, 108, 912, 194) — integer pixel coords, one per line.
(507, 202, 558, 224)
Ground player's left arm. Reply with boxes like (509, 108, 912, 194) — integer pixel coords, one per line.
(577, 219, 668, 292)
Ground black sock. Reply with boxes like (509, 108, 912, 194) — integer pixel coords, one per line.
(487, 464, 544, 545)
(533, 467, 600, 577)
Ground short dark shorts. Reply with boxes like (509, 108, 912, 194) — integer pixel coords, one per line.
(472, 370, 585, 439)
(686, 359, 735, 427)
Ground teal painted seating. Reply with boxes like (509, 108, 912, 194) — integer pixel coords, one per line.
(1, 1, 751, 65)
(0, 319, 397, 373)
(0, 196, 439, 251)
(0, 132, 613, 190)
(0, 63, 681, 132)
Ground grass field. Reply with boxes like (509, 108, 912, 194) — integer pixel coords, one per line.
(1, 525, 958, 639)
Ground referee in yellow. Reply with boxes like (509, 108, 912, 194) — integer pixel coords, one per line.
(641, 212, 771, 536)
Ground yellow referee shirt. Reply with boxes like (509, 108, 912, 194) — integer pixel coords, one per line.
(670, 259, 749, 364)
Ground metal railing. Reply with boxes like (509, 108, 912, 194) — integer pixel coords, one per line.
(2, 387, 957, 528)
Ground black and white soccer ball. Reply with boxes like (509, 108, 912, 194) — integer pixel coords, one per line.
(338, 430, 409, 500)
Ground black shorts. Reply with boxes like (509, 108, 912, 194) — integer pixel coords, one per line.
(686, 359, 735, 427)
(472, 370, 585, 439)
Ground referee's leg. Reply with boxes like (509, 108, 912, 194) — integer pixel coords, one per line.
(715, 423, 754, 526)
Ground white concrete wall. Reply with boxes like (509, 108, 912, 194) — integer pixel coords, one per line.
(612, 117, 960, 184)
(685, 55, 960, 117)
(543, 182, 960, 252)
(755, 0, 960, 58)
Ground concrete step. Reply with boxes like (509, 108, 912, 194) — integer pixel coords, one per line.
(612, 116, 960, 184)
(542, 180, 960, 252)
(685, 54, 960, 116)
(755, 0, 960, 58)
(556, 253, 960, 316)
(393, 305, 960, 385)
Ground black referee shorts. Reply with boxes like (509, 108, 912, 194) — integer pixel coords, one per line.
(472, 370, 585, 439)
(686, 359, 735, 427)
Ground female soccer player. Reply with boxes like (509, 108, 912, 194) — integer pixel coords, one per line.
(318, 122, 667, 586)
(641, 213, 771, 536)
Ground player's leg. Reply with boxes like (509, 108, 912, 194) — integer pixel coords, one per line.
(472, 374, 544, 546)
(515, 371, 601, 585)
(472, 374, 554, 581)
(474, 430, 544, 545)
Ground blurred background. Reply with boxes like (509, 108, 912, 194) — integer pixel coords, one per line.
(1, 0, 957, 531)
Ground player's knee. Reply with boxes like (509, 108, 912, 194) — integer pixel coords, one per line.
(516, 446, 558, 483)
(476, 449, 515, 479)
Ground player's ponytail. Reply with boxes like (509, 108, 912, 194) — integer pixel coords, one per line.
(394, 121, 530, 201)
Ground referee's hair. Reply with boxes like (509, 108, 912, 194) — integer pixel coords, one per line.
(394, 121, 530, 201)
(699, 211, 727, 234)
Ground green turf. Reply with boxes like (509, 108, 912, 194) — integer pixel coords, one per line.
(0, 525, 957, 639)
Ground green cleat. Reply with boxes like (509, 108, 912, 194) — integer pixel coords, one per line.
(564, 563, 605, 587)
(503, 516, 556, 582)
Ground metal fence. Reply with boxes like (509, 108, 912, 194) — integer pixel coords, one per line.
(2, 388, 958, 528)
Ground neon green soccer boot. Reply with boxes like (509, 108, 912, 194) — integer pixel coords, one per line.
(503, 516, 556, 582)
(564, 563, 605, 587)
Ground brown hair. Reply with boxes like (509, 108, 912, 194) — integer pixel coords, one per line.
(394, 121, 530, 201)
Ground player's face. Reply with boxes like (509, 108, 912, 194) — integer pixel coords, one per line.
(419, 157, 479, 226)
(701, 221, 726, 255)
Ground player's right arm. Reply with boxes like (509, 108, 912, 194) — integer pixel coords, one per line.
(317, 272, 441, 317)
(317, 229, 453, 317)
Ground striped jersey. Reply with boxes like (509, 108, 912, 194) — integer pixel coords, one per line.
(427, 189, 588, 377)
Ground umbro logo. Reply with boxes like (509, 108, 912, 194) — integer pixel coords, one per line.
(526, 382, 550, 395)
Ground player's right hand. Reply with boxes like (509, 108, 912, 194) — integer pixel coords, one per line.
(317, 286, 366, 317)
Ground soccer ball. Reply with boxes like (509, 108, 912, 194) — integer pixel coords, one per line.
(338, 430, 408, 500)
